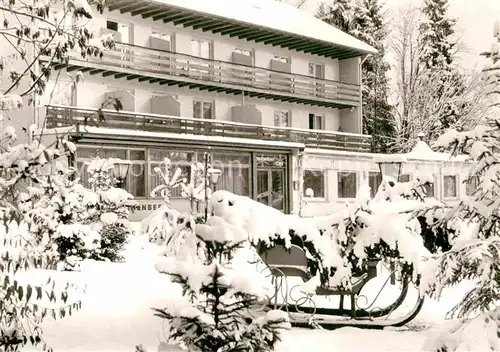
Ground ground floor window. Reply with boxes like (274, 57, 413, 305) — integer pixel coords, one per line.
(76, 147, 146, 197)
(443, 175, 458, 198)
(423, 174, 436, 198)
(303, 170, 325, 199)
(465, 176, 478, 196)
(338, 171, 357, 198)
(76, 146, 253, 200)
(368, 171, 382, 197)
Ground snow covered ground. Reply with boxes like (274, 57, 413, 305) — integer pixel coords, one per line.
(22, 234, 471, 352)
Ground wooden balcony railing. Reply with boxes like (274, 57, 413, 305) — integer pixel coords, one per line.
(66, 42, 361, 107)
(45, 105, 372, 152)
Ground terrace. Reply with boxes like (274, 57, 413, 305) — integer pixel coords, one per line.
(45, 105, 372, 152)
(51, 42, 361, 109)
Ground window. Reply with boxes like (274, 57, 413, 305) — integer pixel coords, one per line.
(338, 172, 357, 198)
(309, 113, 323, 130)
(422, 175, 436, 198)
(193, 100, 213, 119)
(207, 152, 251, 197)
(443, 175, 458, 198)
(274, 110, 290, 127)
(191, 38, 212, 59)
(151, 31, 172, 42)
(76, 147, 145, 198)
(303, 170, 325, 199)
(235, 48, 252, 57)
(466, 176, 479, 196)
(368, 172, 382, 197)
(128, 150, 146, 198)
(106, 20, 118, 31)
(106, 20, 130, 43)
(308, 63, 324, 79)
(273, 55, 289, 63)
(149, 150, 193, 198)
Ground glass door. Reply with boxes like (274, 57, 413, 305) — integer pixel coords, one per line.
(255, 154, 288, 213)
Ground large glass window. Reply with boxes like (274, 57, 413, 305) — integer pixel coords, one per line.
(368, 171, 382, 197)
(76, 147, 145, 197)
(338, 171, 357, 198)
(149, 150, 193, 198)
(201, 152, 251, 197)
(303, 170, 325, 199)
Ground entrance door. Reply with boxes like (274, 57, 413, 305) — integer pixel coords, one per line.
(255, 154, 288, 212)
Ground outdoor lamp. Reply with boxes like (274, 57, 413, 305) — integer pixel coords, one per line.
(207, 168, 222, 190)
(111, 158, 131, 187)
(373, 155, 407, 183)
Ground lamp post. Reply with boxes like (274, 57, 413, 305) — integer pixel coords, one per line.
(110, 158, 131, 189)
(374, 155, 406, 286)
(204, 149, 211, 222)
(207, 168, 222, 192)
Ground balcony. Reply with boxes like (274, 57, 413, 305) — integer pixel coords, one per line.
(51, 42, 361, 109)
(45, 105, 372, 152)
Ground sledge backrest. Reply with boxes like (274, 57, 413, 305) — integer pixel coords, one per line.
(259, 244, 308, 268)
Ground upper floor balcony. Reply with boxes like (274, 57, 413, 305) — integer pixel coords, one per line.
(45, 105, 372, 152)
(51, 42, 361, 109)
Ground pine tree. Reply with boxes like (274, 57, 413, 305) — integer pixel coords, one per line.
(419, 0, 456, 70)
(153, 217, 290, 351)
(317, 0, 354, 32)
(351, 0, 396, 152)
(418, 0, 464, 139)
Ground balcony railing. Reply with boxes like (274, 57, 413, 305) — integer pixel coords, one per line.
(63, 42, 360, 108)
(45, 105, 372, 152)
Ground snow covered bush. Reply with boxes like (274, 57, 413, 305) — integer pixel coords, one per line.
(29, 156, 136, 271)
(415, 122, 500, 351)
(153, 213, 291, 351)
(81, 157, 137, 264)
(0, 127, 83, 351)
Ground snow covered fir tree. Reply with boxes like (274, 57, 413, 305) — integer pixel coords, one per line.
(153, 204, 291, 351)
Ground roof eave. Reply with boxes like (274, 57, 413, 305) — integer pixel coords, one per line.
(108, 0, 375, 59)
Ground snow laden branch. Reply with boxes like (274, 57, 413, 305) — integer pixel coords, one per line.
(0, 0, 114, 101)
(0, 126, 86, 352)
(414, 123, 500, 351)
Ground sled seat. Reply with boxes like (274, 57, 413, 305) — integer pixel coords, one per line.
(258, 244, 378, 295)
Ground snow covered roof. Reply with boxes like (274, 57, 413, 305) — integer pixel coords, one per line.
(109, 0, 377, 59)
(371, 140, 469, 164)
(406, 140, 468, 162)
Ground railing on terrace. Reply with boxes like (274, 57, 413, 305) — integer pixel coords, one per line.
(45, 105, 372, 152)
(70, 42, 360, 106)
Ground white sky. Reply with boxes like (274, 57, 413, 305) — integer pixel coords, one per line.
(299, 0, 500, 70)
